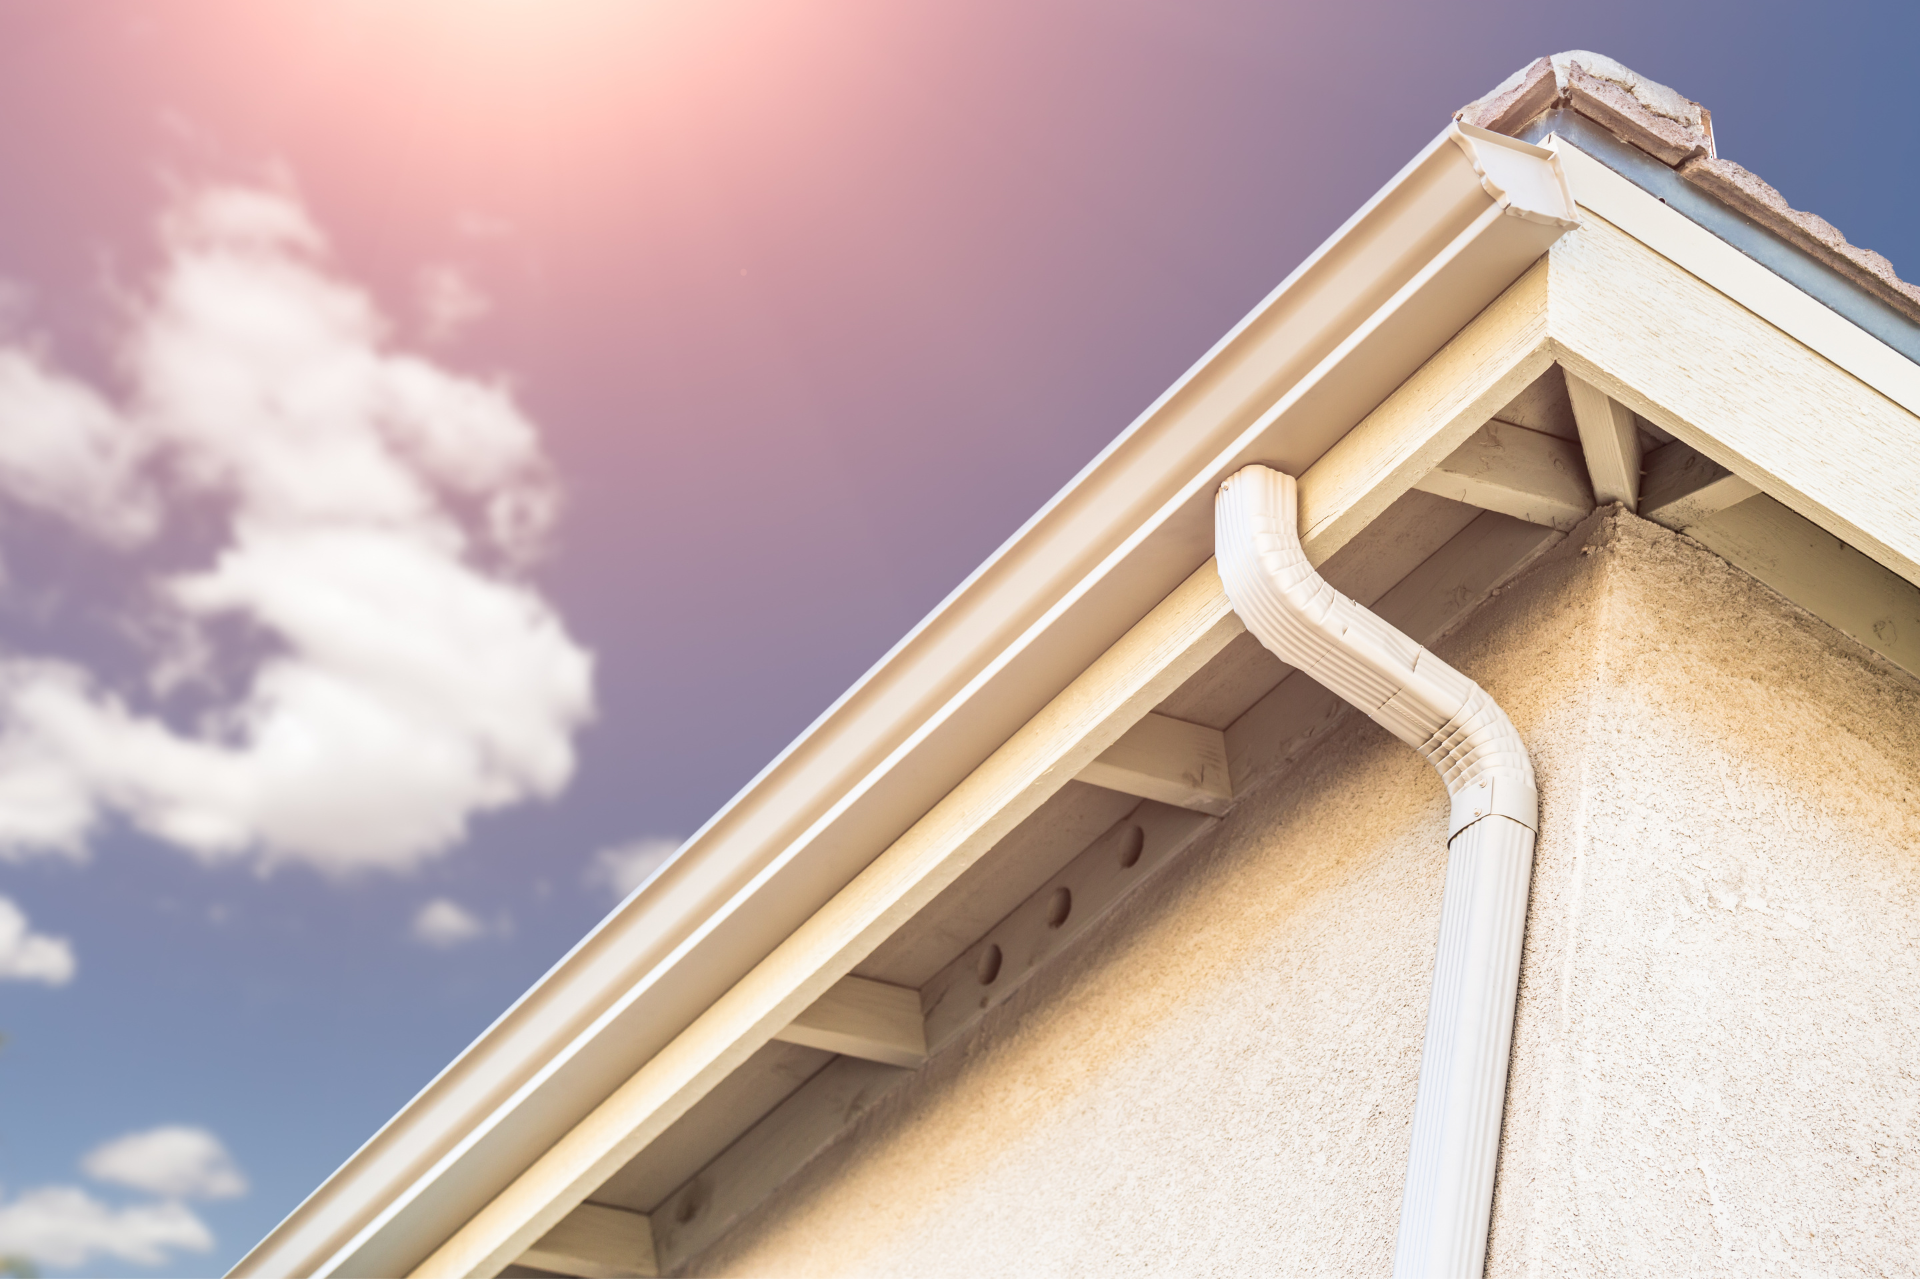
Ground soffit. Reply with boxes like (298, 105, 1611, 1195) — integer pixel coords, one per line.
(246, 110, 1920, 1279)
(513, 149, 1920, 1275)
(237, 123, 1575, 1279)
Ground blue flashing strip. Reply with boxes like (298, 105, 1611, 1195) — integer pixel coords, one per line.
(1520, 109, 1920, 367)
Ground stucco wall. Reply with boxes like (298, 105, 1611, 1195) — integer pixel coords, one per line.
(692, 511, 1920, 1277)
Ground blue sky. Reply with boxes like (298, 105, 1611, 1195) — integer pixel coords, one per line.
(0, 1, 1914, 1273)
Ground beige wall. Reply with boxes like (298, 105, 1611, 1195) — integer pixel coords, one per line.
(693, 512, 1920, 1277)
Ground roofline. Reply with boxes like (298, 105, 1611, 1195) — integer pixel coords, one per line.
(1521, 110, 1920, 364)
(400, 124, 1920, 1278)
(236, 125, 1577, 1278)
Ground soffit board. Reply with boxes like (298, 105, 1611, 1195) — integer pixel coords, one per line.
(235, 125, 1571, 1279)
(243, 117, 1920, 1275)
(1548, 138, 1920, 587)
(410, 195, 1587, 1279)
(458, 128, 1920, 1278)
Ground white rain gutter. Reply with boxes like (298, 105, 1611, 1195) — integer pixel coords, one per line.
(237, 124, 1574, 1279)
(1215, 465, 1536, 1279)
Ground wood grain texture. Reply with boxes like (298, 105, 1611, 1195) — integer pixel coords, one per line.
(1553, 140, 1920, 422)
(1548, 211, 1920, 588)
(1685, 493, 1920, 679)
(586, 1040, 832, 1215)
(1297, 257, 1554, 562)
(432, 145, 1920, 1279)
(1414, 420, 1594, 530)
(773, 976, 926, 1068)
(1369, 510, 1562, 648)
(919, 801, 1218, 1055)
(519, 1203, 655, 1279)
(412, 560, 1245, 1279)
(1563, 368, 1643, 509)
(1640, 440, 1759, 532)
(653, 800, 1213, 1275)
(1076, 711, 1232, 815)
(850, 784, 1140, 990)
(647, 1057, 912, 1274)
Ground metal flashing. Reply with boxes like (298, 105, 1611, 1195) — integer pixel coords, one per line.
(1520, 109, 1920, 364)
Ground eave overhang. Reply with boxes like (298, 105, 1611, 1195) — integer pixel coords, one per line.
(237, 115, 1920, 1279)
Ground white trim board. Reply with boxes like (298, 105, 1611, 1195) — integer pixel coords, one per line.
(237, 123, 1920, 1279)
(1548, 210, 1920, 588)
(429, 187, 1920, 1276)
(236, 122, 1578, 1279)
(1550, 140, 1920, 420)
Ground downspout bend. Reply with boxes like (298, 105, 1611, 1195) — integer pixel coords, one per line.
(1215, 465, 1539, 1279)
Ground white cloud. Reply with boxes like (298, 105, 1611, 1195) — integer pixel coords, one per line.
(0, 896, 74, 985)
(588, 836, 680, 898)
(81, 1126, 246, 1201)
(0, 351, 157, 545)
(417, 265, 490, 342)
(0, 1186, 212, 1270)
(411, 897, 489, 948)
(0, 180, 594, 874)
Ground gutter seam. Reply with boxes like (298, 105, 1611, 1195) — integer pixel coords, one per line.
(1215, 465, 1538, 1278)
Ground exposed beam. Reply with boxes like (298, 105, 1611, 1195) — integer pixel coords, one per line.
(1686, 493, 1920, 679)
(518, 1203, 656, 1279)
(1550, 146, 1920, 588)
(1412, 420, 1594, 531)
(1075, 712, 1232, 815)
(417, 164, 1920, 1279)
(771, 975, 926, 1068)
(920, 802, 1217, 1054)
(412, 560, 1246, 1279)
(1563, 368, 1643, 509)
(1371, 510, 1564, 646)
(648, 1058, 910, 1274)
(522, 287, 1571, 1279)
(1640, 440, 1760, 531)
(654, 800, 1217, 1274)
(1296, 260, 1554, 558)
(585, 1041, 831, 1219)
(641, 501, 1569, 1279)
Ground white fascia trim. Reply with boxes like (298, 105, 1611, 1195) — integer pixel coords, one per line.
(1215, 465, 1536, 1279)
(234, 127, 1576, 1279)
(1549, 139, 1920, 422)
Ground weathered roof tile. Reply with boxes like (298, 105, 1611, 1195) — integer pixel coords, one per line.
(1457, 51, 1919, 327)
(1563, 64, 1709, 165)
(1457, 56, 1557, 136)
(1680, 156, 1920, 316)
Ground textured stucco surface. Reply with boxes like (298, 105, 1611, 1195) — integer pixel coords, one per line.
(693, 512, 1920, 1277)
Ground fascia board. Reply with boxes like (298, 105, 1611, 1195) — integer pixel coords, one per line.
(1550, 139, 1920, 419)
(233, 126, 1575, 1279)
(1525, 110, 1920, 364)
(1549, 138, 1920, 586)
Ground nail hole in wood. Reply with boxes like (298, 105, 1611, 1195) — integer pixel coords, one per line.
(1118, 824, 1144, 868)
(976, 943, 1002, 985)
(1046, 886, 1072, 929)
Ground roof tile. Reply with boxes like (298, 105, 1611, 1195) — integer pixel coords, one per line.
(1457, 52, 1920, 328)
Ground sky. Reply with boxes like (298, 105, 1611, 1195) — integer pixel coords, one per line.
(0, 1, 1913, 1274)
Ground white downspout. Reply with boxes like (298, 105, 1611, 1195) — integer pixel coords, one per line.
(1214, 465, 1538, 1279)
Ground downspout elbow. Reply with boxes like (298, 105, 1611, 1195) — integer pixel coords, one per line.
(1215, 465, 1538, 1279)
(1214, 466, 1536, 833)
